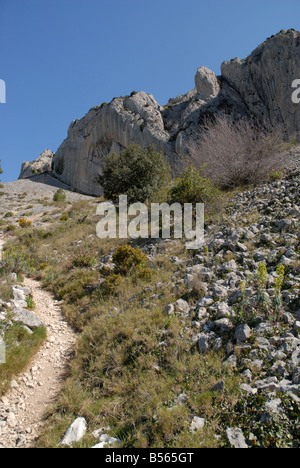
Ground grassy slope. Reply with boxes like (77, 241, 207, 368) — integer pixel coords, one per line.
(1, 196, 242, 448)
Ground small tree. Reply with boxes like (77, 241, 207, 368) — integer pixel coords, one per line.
(168, 164, 222, 214)
(98, 145, 170, 204)
(53, 188, 66, 202)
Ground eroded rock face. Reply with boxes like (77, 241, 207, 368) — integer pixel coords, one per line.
(19, 150, 54, 179)
(51, 92, 175, 196)
(21, 30, 300, 196)
(221, 29, 300, 138)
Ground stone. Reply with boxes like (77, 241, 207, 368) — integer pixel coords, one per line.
(240, 384, 257, 395)
(216, 302, 232, 318)
(50, 92, 173, 196)
(59, 417, 87, 446)
(11, 308, 43, 330)
(175, 393, 189, 405)
(190, 416, 205, 432)
(164, 304, 175, 316)
(195, 66, 220, 100)
(197, 333, 211, 353)
(226, 428, 248, 449)
(211, 380, 225, 393)
(235, 324, 251, 342)
(260, 399, 284, 423)
(223, 260, 238, 271)
(174, 299, 190, 314)
(198, 296, 214, 307)
(91, 434, 122, 448)
(214, 318, 234, 333)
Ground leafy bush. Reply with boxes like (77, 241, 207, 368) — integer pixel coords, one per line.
(54, 157, 65, 176)
(18, 217, 32, 228)
(53, 189, 66, 202)
(98, 144, 170, 204)
(189, 114, 286, 188)
(25, 294, 36, 310)
(72, 252, 97, 268)
(100, 273, 122, 296)
(112, 245, 149, 275)
(168, 164, 222, 213)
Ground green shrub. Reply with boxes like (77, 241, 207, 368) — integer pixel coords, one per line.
(18, 217, 32, 228)
(54, 157, 65, 176)
(53, 189, 66, 202)
(60, 212, 69, 222)
(269, 170, 284, 181)
(72, 252, 97, 268)
(98, 144, 170, 204)
(168, 164, 221, 212)
(112, 245, 149, 275)
(0, 246, 32, 276)
(100, 273, 122, 296)
(26, 294, 36, 310)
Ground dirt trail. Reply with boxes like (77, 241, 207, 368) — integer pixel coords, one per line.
(0, 248, 77, 447)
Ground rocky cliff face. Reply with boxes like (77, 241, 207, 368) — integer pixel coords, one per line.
(221, 29, 300, 137)
(19, 150, 54, 180)
(22, 29, 300, 195)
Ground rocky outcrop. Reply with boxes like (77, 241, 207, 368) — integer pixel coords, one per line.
(21, 29, 300, 196)
(221, 29, 300, 138)
(19, 150, 54, 180)
(51, 92, 175, 196)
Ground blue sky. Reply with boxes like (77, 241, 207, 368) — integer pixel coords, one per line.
(0, 0, 300, 182)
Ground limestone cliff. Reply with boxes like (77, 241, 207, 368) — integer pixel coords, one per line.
(21, 30, 300, 195)
(19, 150, 54, 179)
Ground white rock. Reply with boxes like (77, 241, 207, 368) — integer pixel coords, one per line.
(91, 434, 122, 448)
(226, 427, 248, 449)
(190, 416, 205, 432)
(195, 66, 220, 100)
(59, 417, 87, 446)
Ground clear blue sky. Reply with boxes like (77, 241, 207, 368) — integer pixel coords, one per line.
(0, 0, 300, 182)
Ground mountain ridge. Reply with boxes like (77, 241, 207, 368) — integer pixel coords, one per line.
(19, 29, 300, 196)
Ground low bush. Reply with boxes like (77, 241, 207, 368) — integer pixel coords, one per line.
(53, 189, 66, 202)
(72, 252, 97, 269)
(0, 246, 32, 276)
(112, 245, 149, 275)
(189, 114, 286, 188)
(168, 164, 221, 211)
(18, 217, 32, 228)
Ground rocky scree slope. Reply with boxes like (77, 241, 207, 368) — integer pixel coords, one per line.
(48, 153, 300, 449)
(19, 29, 300, 196)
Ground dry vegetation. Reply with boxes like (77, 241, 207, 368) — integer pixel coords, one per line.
(189, 115, 287, 188)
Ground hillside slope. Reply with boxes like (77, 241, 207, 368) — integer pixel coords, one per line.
(1, 148, 299, 448)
